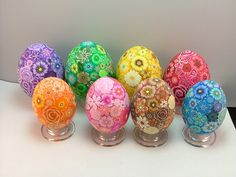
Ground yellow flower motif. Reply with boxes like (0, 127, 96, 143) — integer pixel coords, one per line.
(71, 63, 78, 73)
(33, 94, 45, 109)
(168, 95, 175, 110)
(140, 85, 156, 99)
(138, 47, 148, 56)
(97, 45, 106, 54)
(147, 99, 159, 112)
(124, 70, 141, 87)
(127, 52, 135, 59)
(131, 57, 148, 71)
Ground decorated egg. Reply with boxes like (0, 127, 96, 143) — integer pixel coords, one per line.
(65, 41, 115, 99)
(17, 43, 64, 97)
(131, 78, 175, 135)
(163, 50, 210, 106)
(117, 46, 162, 98)
(32, 77, 76, 130)
(85, 77, 130, 134)
(182, 80, 227, 134)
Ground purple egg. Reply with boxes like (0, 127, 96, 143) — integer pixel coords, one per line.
(17, 43, 64, 97)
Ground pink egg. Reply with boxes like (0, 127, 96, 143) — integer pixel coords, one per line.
(85, 77, 130, 134)
(163, 50, 210, 106)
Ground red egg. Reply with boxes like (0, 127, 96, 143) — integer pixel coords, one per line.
(163, 50, 210, 106)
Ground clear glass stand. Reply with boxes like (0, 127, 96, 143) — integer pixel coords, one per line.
(133, 127, 168, 147)
(41, 121, 75, 141)
(91, 128, 126, 146)
(182, 126, 216, 148)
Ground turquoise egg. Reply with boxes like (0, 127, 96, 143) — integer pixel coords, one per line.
(182, 80, 227, 134)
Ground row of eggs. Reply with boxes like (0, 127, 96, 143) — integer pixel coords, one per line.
(18, 42, 210, 105)
(18, 42, 226, 147)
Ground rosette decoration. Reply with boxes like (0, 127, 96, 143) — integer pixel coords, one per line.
(117, 46, 162, 98)
(182, 80, 227, 147)
(163, 50, 210, 111)
(85, 77, 130, 146)
(131, 78, 175, 147)
(17, 43, 64, 97)
(32, 77, 76, 141)
(65, 41, 115, 100)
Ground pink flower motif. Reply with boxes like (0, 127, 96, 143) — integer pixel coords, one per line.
(26, 60, 33, 66)
(95, 77, 114, 94)
(89, 107, 101, 120)
(86, 94, 101, 110)
(112, 85, 125, 100)
(113, 99, 125, 108)
(99, 116, 114, 128)
(101, 94, 113, 107)
(110, 105, 122, 117)
(190, 56, 204, 71)
(171, 74, 179, 86)
(42, 48, 52, 57)
(98, 106, 111, 116)
(174, 57, 185, 68)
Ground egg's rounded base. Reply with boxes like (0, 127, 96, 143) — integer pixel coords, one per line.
(91, 128, 125, 147)
(182, 126, 216, 148)
(133, 128, 168, 147)
(41, 121, 75, 141)
(176, 105, 182, 116)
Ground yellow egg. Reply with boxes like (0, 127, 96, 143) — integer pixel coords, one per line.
(116, 46, 162, 97)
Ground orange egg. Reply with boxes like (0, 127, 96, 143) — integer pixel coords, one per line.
(32, 77, 76, 130)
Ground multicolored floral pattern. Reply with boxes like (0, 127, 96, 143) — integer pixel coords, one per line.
(116, 46, 162, 98)
(131, 78, 175, 135)
(182, 80, 227, 134)
(17, 43, 64, 97)
(65, 41, 115, 99)
(163, 50, 210, 106)
(85, 77, 130, 134)
(32, 77, 76, 129)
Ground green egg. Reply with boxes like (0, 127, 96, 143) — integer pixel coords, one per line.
(65, 41, 115, 99)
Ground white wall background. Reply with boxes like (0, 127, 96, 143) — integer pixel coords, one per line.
(0, 0, 235, 106)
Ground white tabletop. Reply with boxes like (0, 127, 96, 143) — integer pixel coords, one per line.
(0, 80, 235, 177)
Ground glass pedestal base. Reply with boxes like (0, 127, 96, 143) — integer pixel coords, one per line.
(133, 127, 168, 147)
(176, 105, 182, 116)
(182, 126, 216, 148)
(41, 121, 75, 141)
(91, 128, 125, 146)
